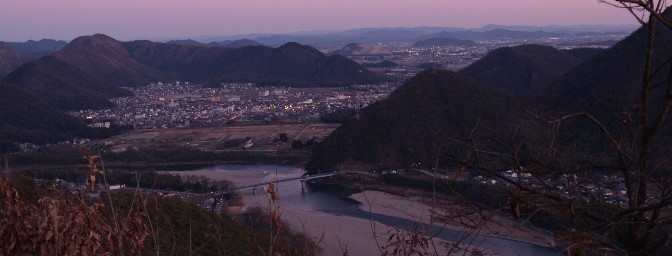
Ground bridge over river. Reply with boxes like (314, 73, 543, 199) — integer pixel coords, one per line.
(212, 170, 376, 196)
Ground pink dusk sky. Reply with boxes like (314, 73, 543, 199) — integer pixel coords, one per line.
(0, 0, 640, 41)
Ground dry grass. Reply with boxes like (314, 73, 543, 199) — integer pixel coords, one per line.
(0, 177, 148, 255)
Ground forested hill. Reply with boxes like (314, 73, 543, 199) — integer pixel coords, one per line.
(0, 83, 88, 152)
(306, 12, 672, 173)
(56, 34, 382, 88)
(2, 56, 132, 110)
(306, 69, 521, 172)
(1, 39, 67, 58)
(56, 34, 166, 87)
(2, 34, 382, 110)
(125, 41, 383, 86)
(528, 9, 672, 126)
(459, 44, 582, 94)
(0, 43, 29, 78)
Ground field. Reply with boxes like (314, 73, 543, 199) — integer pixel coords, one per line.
(105, 123, 340, 152)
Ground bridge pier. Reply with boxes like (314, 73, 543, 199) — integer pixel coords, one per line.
(209, 172, 341, 197)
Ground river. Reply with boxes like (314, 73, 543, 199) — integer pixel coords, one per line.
(165, 164, 561, 256)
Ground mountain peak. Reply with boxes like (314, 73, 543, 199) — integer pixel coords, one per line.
(531, 11, 672, 125)
(225, 39, 263, 48)
(279, 41, 314, 50)
(2, 55, 132, 110)
(166, 39, 205, 46)
(64, 34, 119, 49)
(459, 44, 582, 93)
(331, 43, 391, 56)
(275, 42, 325, 59)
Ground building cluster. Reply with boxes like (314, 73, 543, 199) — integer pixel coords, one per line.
(67, 33, 628, 130)
(70, 82, 399, 129)
(472, 169, 635, 208)
(326, 43, 492, 76)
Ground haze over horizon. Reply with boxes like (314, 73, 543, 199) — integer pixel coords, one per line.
(1, 0, 640, 42)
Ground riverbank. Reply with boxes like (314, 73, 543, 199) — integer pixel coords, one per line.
(221, 169, 440, 255)
(240, 187, 555, 255)
(230, 175, 554, 255)
(349, 191, 555, 248)
(163, 164, 557, 255)
(239, 186, 456, 255)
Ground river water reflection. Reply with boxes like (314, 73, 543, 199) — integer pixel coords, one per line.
(165, 164, 560, 256)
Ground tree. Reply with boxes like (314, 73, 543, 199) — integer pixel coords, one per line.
(442, 2, 672, 255)
(291, 140, 304, 150)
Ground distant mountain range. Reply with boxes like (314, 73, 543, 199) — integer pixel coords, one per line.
(476, 24, 636, 33)
(0, 24, 636, 54)
(417, 29, 564, 41)
(306, 17, 668, 172)
(213, 39, 264, 48)
(1, 39, 68, 58)
(166, 38, 264, 48)
(2, 34, 382, 110)
(195, 24, 637, 47)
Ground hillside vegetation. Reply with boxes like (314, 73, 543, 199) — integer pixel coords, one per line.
(530, 17, 672, 127)
(2, 34, 382, 110)
(0, 43, 29, 78)
(307, 69, 520, 171)
(307, 28, 661, 173)
(459, 44, 582, 93)
(0, 83, 130, 152)
(2, 56, 132, 110)
(0, 176, 318, 255)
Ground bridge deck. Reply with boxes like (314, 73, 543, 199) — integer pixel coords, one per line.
(211, 171, 379, 196)
(213, 172, 340, 196)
